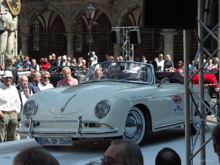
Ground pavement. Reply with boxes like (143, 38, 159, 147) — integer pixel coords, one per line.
(0, 122, 219, 165)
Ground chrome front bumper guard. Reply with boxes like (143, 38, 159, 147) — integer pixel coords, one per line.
(17, 115, 118, 139)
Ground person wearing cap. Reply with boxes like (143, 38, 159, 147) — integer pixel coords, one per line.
(0, 71, 21, 142)
(62, 55, 70, 66)
(5, 58, 19, 85)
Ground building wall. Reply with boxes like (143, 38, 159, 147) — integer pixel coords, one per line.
(18, 0, 200, 67)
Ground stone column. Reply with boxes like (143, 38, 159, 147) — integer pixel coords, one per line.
(114, 44, 120, 60)
(160, 29, 178, 60)
(64, 33, 75, 58)
(20, 35, 29, 56)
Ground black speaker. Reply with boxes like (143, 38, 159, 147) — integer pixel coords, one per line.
(204, 0, 218, 26)
(111, 30, 120, 44)
(142, 0, 197, 29)
(0, 21, 5, 34)
(130, 29, 141, 44)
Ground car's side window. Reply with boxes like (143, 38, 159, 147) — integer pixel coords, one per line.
(146, 66, 152, 83)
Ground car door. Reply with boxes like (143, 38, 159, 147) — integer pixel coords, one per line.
(152, 83, 185, 131)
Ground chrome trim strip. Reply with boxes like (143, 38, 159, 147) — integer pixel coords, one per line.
(20, 120, 114, 129)
(20, 116, 117, 139)
(124, 96, 156, 102)
(154, 121, 185, 130)
(61, 94, 77, 113)
(17, 130, 118, 135)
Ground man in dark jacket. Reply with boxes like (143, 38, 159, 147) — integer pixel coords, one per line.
(50, 53, 58, 67)
(28, 71, 41, 94)
(5, 58, 18, 85)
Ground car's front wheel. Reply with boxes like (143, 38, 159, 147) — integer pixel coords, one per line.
(122, 107, 146, 144)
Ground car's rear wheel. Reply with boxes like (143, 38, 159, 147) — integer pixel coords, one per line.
(122, 107, 145, 144)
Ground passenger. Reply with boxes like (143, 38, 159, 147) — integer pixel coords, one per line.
(57, 67, 78, 87)
(212, 124, 220, 164)
(12, 146, 60, 165)
(101, 139, 143, 165)
(92, 69, 103, 80)
(155, 147, 181, 165)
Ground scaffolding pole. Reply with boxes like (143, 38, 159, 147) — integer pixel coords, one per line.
(184, 29, 191, 165)
(185, 0, 220, 164)
(112, 26, 139, 61)
(198, 0, 206, 164)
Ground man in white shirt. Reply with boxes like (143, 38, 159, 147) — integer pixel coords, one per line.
(157, 54, 164, 72)
(38, 71, 54, 90)
(0, 71, 21, 142)
(16, 75, 31, 121)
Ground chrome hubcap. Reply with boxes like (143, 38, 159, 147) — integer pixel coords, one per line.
(124, 111, 143, 141)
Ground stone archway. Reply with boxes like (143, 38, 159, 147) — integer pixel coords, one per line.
(116, 2, 141, 27)
(19, 5, 69, 58)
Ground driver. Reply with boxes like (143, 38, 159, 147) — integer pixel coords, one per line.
(90, 69, 103, 80)
(94, 69, 103, 80)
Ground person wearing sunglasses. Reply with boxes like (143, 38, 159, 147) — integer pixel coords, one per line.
(101, 139, 143, 165)
(38, 71, 54, 91)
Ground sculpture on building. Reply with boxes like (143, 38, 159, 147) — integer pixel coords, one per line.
(0, 0, 21, 57)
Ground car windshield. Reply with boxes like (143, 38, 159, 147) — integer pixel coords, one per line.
(82, 62, 154, 84)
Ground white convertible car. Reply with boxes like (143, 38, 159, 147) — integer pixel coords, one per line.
(17, 62, 214, 146)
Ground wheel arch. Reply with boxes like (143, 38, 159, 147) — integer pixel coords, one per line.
(134, 104, 152, 133)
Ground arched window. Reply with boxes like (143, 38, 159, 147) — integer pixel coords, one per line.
(32, 19, 39, 51)
(74, 20, 82, 52)
(153, 29, 164, 52)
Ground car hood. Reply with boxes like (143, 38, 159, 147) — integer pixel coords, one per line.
(35, 82, 139, 115)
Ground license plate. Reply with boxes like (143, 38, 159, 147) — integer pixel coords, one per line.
(38, 137, 73, 146)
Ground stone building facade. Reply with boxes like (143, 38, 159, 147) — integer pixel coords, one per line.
(17, 0, 217, 67)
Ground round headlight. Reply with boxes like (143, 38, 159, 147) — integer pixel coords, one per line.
(23, 100, 38, 118)
(95, 100, 111, 118)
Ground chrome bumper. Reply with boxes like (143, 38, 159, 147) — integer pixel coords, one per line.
(17, 115, 118, 139)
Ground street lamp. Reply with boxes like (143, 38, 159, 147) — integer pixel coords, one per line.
(85, 3, 96, 68)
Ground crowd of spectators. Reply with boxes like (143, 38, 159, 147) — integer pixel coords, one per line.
(0, 52, 219, 74)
